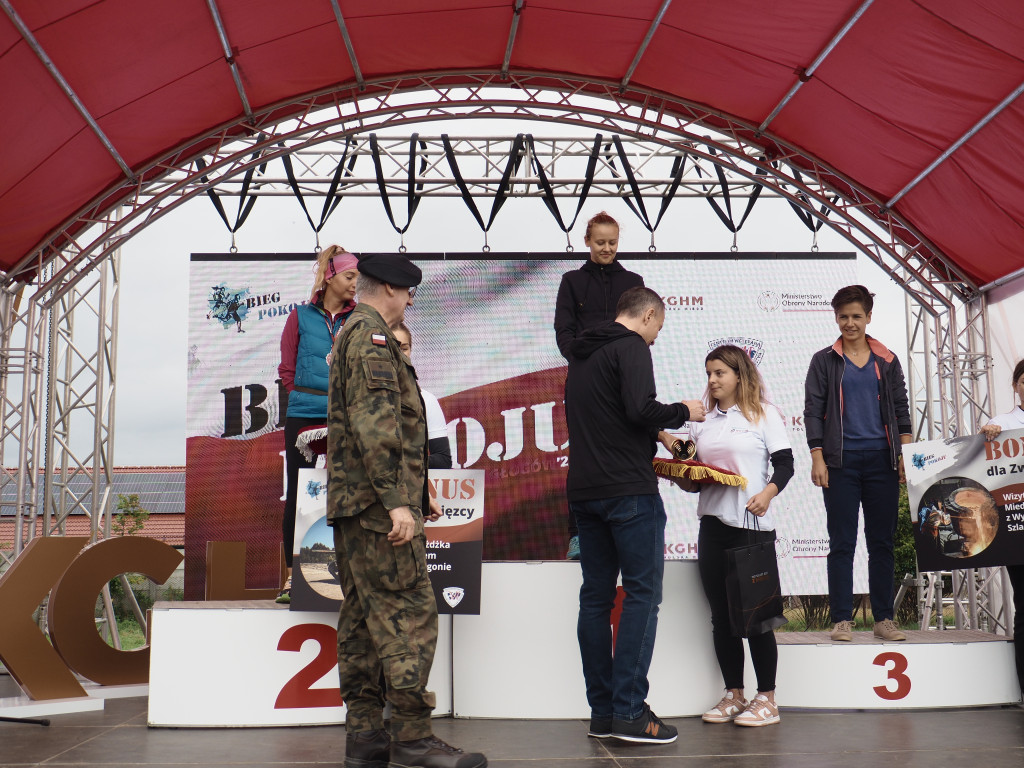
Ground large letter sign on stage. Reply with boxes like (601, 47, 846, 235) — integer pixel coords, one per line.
(205, 540, 285, 601)
(0, 537, 91, 700)
(48, 537, 184, 686)
(0, 536, 183, 700)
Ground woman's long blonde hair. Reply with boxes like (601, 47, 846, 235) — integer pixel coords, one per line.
(704, 344, 767, 423)
(310, 244, 349, 301)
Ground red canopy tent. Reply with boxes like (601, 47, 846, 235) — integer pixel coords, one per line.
(1, 0, 1022, 287)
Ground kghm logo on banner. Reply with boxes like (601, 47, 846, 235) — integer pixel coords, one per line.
(662, 293, 705, 310)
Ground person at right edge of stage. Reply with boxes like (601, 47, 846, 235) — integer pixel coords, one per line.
(566, 285, 706, 745)
(804, 284, 912, 643)
(979, 357, 1024, 699)
(327, 252, 486, 768)
(554, 211, 644, 560)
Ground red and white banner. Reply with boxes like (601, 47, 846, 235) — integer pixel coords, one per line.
(186, 252, 858, 597)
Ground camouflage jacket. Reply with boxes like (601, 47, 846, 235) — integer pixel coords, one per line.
(326, 303, 429, 522)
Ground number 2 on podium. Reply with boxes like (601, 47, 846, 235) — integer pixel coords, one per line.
(275, 623, 345, 709)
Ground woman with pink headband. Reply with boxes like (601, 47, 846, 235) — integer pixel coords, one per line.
(276, 245, 358, 603)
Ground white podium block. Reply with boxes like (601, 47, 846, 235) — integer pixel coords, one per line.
(452, 560, 722, 718)
(777, 635, 1020, 708)
(148, 605, 452, 727)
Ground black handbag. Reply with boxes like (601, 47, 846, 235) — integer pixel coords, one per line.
(724, 515, 787, 637)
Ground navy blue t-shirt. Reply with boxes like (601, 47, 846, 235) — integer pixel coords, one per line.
(841, 353, 888, 450)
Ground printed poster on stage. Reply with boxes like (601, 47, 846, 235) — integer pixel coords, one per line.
(903, 430, 1024, 571)
(290, 468, 484, 615)
(186, 252, 858, 598)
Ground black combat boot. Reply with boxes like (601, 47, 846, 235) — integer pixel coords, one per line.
(388, 736, 487, 768)
(346, 728, 391, 768)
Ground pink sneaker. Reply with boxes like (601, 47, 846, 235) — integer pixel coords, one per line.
(734, 693, 780, 727)
(702, 690, 748, 723)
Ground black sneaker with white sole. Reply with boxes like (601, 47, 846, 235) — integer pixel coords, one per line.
(611, 705, 678, 744)
(587, 716, 612, 738)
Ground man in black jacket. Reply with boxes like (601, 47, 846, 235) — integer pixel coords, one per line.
(566, 286, 705, 745)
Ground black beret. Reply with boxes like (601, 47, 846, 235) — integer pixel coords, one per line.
(357, 253, 422, 287)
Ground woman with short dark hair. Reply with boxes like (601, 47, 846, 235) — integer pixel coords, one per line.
(804, 284, 912, 642)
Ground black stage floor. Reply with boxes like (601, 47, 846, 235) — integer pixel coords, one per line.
(2, 677, 1022, 768)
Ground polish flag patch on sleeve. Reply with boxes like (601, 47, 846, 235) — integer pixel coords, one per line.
(371, 334, 387, 346)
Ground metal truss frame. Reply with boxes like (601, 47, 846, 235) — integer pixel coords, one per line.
(0, 226, 122, 639)
(905, 288, 1008, 633)
(0, 72, 1004, 635)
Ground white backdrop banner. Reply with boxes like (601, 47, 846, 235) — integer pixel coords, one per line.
(186, 252, 860, 596)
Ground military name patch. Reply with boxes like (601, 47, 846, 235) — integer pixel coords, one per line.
(366, 359, 397, 385)
(371, 334, 387, 346)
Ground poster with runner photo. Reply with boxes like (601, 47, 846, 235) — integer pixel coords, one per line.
(903, 429, 1024, 571)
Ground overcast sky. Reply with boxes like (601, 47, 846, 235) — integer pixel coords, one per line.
(111, 120, 911, 467)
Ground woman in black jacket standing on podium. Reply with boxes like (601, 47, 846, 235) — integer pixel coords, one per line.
(554, 212, 644, 559)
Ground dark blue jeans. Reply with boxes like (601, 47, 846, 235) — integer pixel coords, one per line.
(572, 493, 666, 722)
(822, 448, 899, 622)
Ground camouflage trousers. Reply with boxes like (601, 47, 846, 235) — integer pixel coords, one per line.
(333, 506, 438, 741)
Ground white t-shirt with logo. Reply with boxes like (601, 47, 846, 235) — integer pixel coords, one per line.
(989, 406, 1024, 432)
(690, 403, 791, 531)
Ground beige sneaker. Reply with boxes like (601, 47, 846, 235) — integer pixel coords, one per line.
(830, 620, 853, 641)
(734, 693, 780, 727)
(702, 690, 747, 723)
(873, 618, 906, 641)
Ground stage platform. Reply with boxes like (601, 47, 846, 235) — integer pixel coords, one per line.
(1, 676, 1022, 768)
(146, 562, 1020, 726)
(775, 628, 1008, 645)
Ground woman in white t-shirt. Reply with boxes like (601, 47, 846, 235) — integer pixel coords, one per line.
(393, 322, 452, 468)
(673, 344, 794, 728)
(979, 358, 1024, 697)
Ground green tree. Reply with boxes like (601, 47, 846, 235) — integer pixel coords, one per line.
(894, 483, 921, 625)
(112, 493, 149, 537)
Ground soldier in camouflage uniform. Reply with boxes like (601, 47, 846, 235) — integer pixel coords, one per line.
(327, 253, 486, 768)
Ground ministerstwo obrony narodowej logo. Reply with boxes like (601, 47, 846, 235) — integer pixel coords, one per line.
(757, 290, 781, 312)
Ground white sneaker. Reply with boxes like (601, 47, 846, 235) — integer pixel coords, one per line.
(702, 690, 748, 723)
(734, 693, 780, 727)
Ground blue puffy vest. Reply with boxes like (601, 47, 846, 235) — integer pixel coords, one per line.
(287, 303, 349, 419)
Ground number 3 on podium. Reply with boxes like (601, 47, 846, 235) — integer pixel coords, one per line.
(873, 651, 911, 700)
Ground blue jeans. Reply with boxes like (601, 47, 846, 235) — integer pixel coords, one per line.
(822, 449, 899, 622)
(572, 494, 666, 722)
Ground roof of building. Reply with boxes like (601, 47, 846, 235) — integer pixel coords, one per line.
(1, 3, 1022, 290)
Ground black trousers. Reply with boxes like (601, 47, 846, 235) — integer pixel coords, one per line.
(1007, 563, 1024, 696)
(697, 514, 778, 693)
(283, 416, 323, 568)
